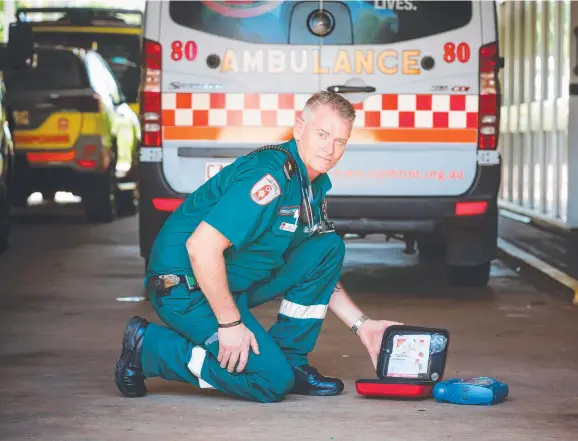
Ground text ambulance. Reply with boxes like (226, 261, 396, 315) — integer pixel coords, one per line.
(138, 0, 502, 286)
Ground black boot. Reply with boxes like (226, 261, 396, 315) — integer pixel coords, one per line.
(114, 316, 149, 398)
(290, 365, 344, 396)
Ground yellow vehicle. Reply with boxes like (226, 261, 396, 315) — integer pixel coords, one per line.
(0, 56, 16, 250)
(4, 44, 141, 222)
(15, 7, 143, 115)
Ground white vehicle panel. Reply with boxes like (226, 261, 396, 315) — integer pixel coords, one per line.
(157, 1, 322, 193)
(151, 0, 493, 198)
(318, 0, 483, 196)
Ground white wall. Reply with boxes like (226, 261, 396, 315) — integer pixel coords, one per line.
(2, 0, 15, 42)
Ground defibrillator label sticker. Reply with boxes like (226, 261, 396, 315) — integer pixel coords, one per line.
(279, 222, 297, 233)
(278, 205, 300, 217)
(250, 174, 281, 205)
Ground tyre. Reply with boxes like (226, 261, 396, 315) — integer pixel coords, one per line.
(41, 190, 56, 201)
(11, 190, 28, 207)
(0, 180, 10, 252)
(82, 163, 117, 223)
(417, 234, 446, 260)
(447, 262, 491, 287)
(116, 188, 137, 217)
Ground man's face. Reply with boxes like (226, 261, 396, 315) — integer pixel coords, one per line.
(293, 104, 353, 179)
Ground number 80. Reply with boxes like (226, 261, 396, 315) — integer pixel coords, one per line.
(171, 40, 198, 61)
(443, 42, 470, 63)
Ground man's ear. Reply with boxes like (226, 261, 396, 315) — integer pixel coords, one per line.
(293, 117, 304, 141)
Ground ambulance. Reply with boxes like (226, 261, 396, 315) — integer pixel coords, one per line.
(137, 0, 503, 286)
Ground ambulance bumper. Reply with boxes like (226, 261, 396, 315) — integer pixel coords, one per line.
(327, 163, 501, 236)
(328, 196, 498, 234)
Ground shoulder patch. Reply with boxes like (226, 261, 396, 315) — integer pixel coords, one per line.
(250, 174, 281, 205)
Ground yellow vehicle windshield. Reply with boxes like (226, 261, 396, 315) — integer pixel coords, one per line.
(32, 30, 141, 104)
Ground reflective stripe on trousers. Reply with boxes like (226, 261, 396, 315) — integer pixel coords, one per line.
(140, 232, 345, 403)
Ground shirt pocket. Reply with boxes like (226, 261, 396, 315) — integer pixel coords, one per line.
(271, 217, 298, 237)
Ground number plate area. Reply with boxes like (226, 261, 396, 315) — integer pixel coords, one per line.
(205, 162, 231, 181)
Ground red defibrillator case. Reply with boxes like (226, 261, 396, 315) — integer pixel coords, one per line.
(356, 325, 450, 399)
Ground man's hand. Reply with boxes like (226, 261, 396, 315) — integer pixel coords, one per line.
(217, 324, 260, 373)
(357, 319, 403, 370)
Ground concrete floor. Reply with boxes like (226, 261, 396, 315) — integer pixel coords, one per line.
(0, 201, 577, 441)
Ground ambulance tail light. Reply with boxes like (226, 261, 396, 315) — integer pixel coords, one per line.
(455, 201, 488, 216)
(478, 42, 500, 150)
(142, 39, 162, 148)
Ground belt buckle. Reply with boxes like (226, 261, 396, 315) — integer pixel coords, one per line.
(159, 274, 180, 290)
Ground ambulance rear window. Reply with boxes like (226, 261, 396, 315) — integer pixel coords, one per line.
(168, 1, 472, 45)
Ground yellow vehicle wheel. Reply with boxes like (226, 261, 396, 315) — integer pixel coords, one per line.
(116, 188, 137, 217)
(82, 161, 117, 223)
(42, 190, 56, 202)
(0, 180, 10, 251)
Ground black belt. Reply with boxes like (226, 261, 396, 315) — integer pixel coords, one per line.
(147, 274, 198, 294)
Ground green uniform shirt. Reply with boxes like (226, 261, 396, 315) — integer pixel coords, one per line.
(146, 138, 332, 293)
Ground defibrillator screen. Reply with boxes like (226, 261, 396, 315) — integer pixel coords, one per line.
(377, 326, 449, 383)
(386, 333, 432, 379)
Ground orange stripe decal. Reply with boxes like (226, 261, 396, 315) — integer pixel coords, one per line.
(161, 92, 479, 143)
(26, 151, 75, 163)
(369, 128, 477, 143)
(163, 127, 293, 143)
(15, 134, 71, 144)
(163, 126, 476, 143)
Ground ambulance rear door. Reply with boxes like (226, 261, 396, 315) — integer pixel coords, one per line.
(318, 0, 481, 197)
(158, 1, 325, 195)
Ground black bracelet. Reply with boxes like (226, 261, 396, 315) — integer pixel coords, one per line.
(218, 319, 242, 328)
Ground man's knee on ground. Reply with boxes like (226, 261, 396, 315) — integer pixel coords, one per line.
(250, 356, 295, 403)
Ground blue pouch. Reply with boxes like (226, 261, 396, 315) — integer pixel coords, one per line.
(433, 376, 509, 405)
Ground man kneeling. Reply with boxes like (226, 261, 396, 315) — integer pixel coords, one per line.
(114, 91, 401, 403)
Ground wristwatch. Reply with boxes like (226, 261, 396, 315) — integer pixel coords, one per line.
(351, 314, 369, 334)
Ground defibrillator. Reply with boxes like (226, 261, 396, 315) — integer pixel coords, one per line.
(356, 325, 450, 399)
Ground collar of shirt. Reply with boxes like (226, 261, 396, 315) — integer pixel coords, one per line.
(285, 138, 332, 204)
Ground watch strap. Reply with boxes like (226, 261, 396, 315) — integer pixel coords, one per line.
(351, 315, 369, 334)
(218, 319, 242, 329)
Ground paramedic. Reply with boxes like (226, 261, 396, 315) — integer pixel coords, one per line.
(114, 91, 402, 403)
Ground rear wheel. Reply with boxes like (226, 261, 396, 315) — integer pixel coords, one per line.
(82, 162, 117, 223)
(417, 234, 446, 260)
(41, 190, 56, 202)
(12, 189, 28, 207)
(0, 179, 10, 252)
(447, 262, 491, 287)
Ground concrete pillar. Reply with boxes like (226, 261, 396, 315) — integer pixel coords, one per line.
(3, 0, 15, 43)
(566, 0, 578, 228)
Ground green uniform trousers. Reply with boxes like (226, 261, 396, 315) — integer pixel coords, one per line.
(141, 233, 345, 403)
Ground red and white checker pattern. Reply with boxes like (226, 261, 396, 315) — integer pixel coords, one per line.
(162, 93, 479, 129)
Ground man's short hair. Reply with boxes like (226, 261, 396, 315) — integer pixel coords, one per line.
(301, 91, 356, 124)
